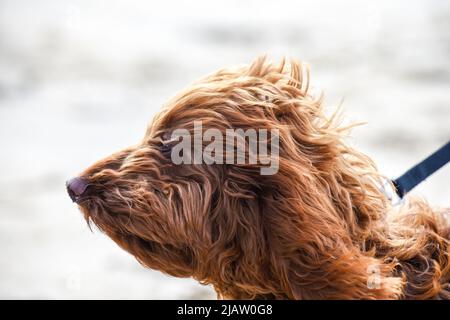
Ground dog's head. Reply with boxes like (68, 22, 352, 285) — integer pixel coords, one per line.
(68, 57, 404, 299)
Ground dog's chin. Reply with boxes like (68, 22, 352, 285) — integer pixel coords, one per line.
(77, 199, 111, 232)
(77, 203, 162, 269)
(77, 199, 140, 250)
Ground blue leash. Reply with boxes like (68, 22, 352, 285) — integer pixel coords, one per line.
(392, 140, 450, 198)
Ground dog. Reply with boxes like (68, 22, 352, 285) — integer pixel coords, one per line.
(67, 57, 450, 299)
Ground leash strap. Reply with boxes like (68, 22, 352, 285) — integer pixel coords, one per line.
(392, 140, 450, 198)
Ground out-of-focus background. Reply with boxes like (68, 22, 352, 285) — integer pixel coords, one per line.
(0, 0, 449, 299)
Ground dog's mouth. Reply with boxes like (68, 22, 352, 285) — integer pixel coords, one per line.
(74, 187, 131, 229)
(77, 197, 111, 232)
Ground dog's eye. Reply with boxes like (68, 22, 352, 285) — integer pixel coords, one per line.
(160, 143, 172, 157)
(159, 132, 176, 158)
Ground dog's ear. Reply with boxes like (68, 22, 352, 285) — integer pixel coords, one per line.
(255, 155, 405, 299)
(231, 57, 406, 298)
(194, 168, 271, 299)
(203, 161, 405, 299)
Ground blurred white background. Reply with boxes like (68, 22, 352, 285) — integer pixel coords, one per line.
(0, 0, 449, 299)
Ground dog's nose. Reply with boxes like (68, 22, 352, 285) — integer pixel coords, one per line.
(66, 177, 89, 202)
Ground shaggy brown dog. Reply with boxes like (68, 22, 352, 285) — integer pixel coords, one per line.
(67, 57, 450, 299)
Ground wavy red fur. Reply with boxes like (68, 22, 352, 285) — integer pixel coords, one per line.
(76, 57, 450, 299)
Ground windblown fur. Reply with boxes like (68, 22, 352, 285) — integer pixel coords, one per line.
(76, 57, 450, 299)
